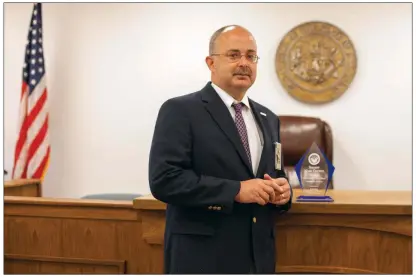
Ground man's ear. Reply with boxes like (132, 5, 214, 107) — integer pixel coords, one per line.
(205, 56, 215, 72)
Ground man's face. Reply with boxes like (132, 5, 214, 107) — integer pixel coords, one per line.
(207, 28, 258, 91)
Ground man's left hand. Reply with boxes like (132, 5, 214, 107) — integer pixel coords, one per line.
(264, 174, 291, 205)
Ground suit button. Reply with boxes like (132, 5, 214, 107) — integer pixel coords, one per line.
(217, 206, 222, 211)
(208, 206, 213, 210)
(253, 217, 257, 223)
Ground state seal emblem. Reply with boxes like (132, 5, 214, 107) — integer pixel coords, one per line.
(275, 21, 357, 104)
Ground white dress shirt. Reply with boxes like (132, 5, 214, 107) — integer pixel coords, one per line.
(211, 83, 264, 175)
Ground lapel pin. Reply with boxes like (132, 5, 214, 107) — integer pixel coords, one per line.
(260, 112, 267, 117)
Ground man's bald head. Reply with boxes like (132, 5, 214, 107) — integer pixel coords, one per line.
(208, 25, 255, 55)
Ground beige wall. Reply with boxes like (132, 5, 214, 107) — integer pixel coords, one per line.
(4, 3, 412, 198)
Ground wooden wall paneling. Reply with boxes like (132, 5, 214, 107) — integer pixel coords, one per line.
(275, 213, 412, 274)
(5, 189, 412, 274)
(4, 197, 146, 274)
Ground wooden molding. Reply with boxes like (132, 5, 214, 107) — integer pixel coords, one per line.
(5, 254, 126, 274)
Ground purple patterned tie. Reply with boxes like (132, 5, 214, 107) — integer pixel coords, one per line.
(232, 103, 252, 166)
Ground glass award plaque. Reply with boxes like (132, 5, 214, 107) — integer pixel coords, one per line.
(294, 142, 335, 202)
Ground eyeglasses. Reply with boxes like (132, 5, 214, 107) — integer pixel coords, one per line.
(211, 52, 260, 64)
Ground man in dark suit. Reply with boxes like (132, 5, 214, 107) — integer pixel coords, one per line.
(149, 25, 292, 274)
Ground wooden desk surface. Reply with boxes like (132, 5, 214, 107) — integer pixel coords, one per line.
(133, 189, 412, 215)
(5, 196, 132, 208)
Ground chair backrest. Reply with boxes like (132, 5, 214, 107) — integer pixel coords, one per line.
(279, 115, 334, 189)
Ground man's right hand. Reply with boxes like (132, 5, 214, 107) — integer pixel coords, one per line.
(235, 179, 280, 205)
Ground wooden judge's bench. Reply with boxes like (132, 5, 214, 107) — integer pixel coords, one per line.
(4, 181, 412, 274)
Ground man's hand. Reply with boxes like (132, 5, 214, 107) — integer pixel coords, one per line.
(235, 178, 281, 206)
(264, 174, 291, 205)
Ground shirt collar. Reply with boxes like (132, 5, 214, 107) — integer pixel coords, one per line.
(211, 82, 251, 110)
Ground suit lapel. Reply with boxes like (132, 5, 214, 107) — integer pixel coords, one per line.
(201, 83, 254, 176)
(249, 99, 272, 178)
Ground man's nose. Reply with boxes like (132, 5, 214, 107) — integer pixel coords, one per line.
(237, 55, 250, 66)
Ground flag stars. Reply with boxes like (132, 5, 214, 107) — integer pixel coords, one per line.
(23, 4, 45, 92)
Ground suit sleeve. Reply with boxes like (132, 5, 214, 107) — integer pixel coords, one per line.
(148, 98, 241, 213)
(270, 116, 292, 213)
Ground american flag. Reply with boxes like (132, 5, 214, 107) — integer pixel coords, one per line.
(12, 3, 50, 180)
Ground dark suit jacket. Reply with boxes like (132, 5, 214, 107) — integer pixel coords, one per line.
(149, 82, 292, 274)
